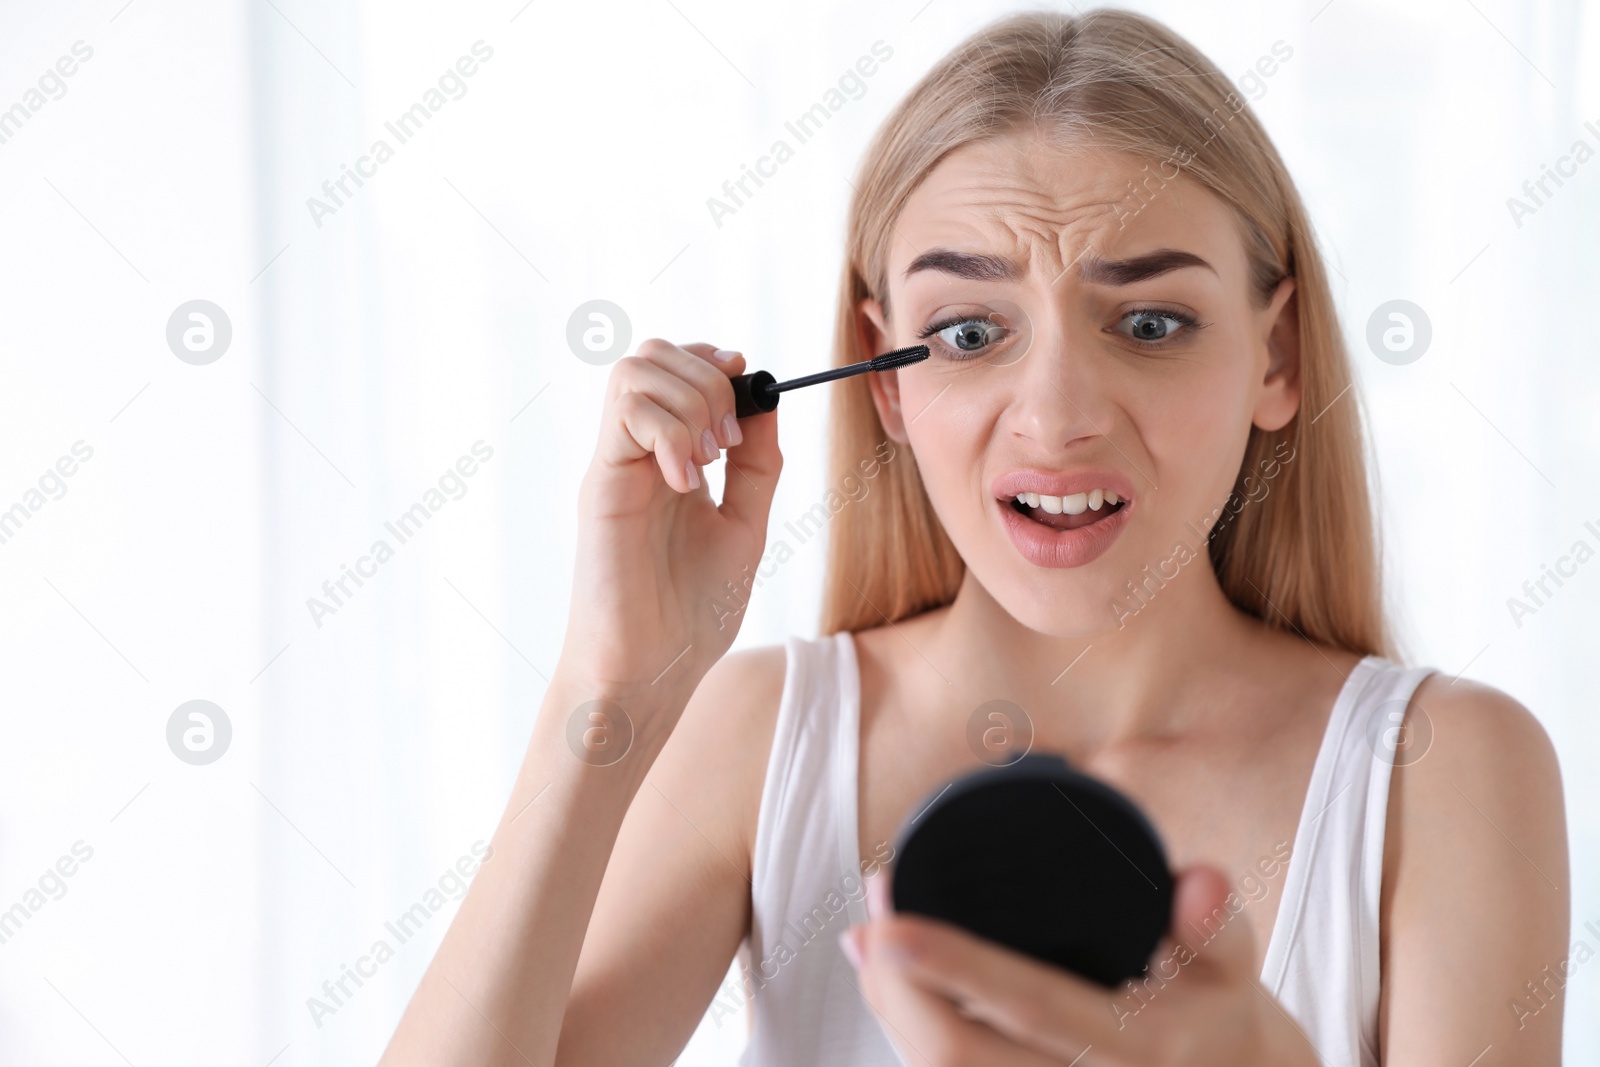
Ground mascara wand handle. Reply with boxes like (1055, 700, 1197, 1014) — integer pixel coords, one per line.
(731, 347, 927, 419)
(731, 370, 780, 419)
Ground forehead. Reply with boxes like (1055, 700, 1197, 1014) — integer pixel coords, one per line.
(887, 131, 1245, 286)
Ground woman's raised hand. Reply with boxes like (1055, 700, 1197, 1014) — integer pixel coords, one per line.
(560, 339, 782, 726)
(377, 341, 780, 1065)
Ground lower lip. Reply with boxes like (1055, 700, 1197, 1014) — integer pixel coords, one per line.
(997, 498, 1132, 568)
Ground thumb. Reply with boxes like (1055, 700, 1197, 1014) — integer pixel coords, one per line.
(719, 405, 782, 531)
(1168, 863, 1256, 980)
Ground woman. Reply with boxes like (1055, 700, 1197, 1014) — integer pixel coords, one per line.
(382, 9, 1568, 1066)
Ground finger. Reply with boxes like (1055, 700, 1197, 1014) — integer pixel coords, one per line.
(674, 342, 781, 532)
(611, 355, 721, 465)
(1166, 864, 1256, 981)
(635, 338, 743, 450)
(851, 926, 1063, 1067)
(867, 865, 891, 920)
(679, 341, 747, 377)
(873, 914, 1120, 1058)
(679, 343, 751, 448)
(605, 391, 702, 493)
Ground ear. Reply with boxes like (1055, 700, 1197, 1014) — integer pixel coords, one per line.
(1252, 276, 1300, 433)
(860, 297, 910, 444)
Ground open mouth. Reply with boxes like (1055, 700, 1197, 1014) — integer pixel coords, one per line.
(1004, 490, 1127, 532)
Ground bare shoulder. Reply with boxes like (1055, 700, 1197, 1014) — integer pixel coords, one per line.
(682, 641, 790, 751)
(1388, 673, 1566, 846)
(1385, 671, 1566, 873)
(651, 642, 791, 870)
(1408, 672, 1561, 777)
(685, 641, 789, 718)
(1378, 671, 1570, 1061)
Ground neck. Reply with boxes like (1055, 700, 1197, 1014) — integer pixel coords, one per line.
(920, 553, 1261, 750)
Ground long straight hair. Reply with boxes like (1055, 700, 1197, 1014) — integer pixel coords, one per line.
(819, 8, 1397, 661)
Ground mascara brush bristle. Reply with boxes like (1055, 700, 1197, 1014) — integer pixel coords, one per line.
(868, 344, 931, 371)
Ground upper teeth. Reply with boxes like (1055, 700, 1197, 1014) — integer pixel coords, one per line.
(1014, 489, 1120, 514)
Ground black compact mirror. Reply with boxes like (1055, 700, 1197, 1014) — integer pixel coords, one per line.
(889, 752, 1174, 987)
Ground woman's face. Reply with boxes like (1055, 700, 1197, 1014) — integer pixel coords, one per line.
(862, 130, 1300, 637)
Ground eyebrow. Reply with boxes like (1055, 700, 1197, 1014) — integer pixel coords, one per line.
(903, 248, 1020, 281)
(1077, 249, 1216, 286)
(902, 246, 1215, 286)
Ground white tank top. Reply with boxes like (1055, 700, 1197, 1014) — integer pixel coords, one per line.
(735, 631, 1437, 1066)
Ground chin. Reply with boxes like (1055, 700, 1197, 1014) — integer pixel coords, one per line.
(952, 539, 1126, 639)
(992, 577, 1123, 639)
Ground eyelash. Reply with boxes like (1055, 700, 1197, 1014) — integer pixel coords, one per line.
(917, 314, 1003, 360)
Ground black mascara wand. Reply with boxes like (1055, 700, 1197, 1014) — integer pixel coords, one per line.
(731, 345, 930, 419)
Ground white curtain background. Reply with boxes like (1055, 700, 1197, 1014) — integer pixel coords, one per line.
(0, 0, 1595, 1063)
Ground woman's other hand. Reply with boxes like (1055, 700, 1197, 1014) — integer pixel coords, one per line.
(843, 866, 1320, 1066)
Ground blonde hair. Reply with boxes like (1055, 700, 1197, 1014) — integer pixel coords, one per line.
(820, 7, 1397, 661)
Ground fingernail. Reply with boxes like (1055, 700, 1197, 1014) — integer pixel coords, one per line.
(722, 411, 743, 447)
(684, 459, 700, 490)
(839, 927, 862, 969)
(700, 428, 718, 460)
(711, 348, 741, 362)
(867, 874, 890, 920)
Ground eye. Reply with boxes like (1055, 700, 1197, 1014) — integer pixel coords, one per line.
(919, 316, 1009, 359)
(1113, 307, 1205, 349)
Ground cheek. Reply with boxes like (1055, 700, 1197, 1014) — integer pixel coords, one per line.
(895, 362, 977, 432)
(900, 385, 992, 504)
(1130, 355, 1259, 499)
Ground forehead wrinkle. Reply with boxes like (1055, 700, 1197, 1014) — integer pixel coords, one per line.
(994, 205, 1136, 286)
(903, 198, 1127, 283)
(926, 173, 1124, 229)
(892, 142, 1234, 293)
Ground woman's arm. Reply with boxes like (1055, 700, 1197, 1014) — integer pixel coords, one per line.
(1379, 676, 1570, 1065)
(374, 667, 696, 1066)
(556, 644, 786, 1064)
(378, 645, 782, 1067)
(378, 339, 784, 1066)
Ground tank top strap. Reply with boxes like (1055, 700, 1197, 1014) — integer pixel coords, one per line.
(740, 632, 891, 1066)
(829, 630, 871, 927)
(1259, 654, 1438, 1067)
(748, 631, 867, 921)
(749, 633, 839, 912)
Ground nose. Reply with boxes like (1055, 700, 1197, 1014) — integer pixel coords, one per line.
(1004, 313, 1109, 449)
